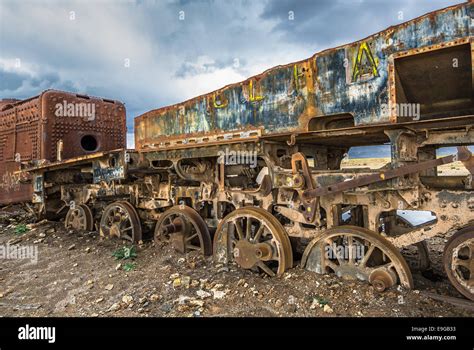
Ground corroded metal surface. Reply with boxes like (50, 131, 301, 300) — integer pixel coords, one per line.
(135, 2, 472, 150)
(0, 90, 126, 205)
(11, 3, 474, 301)
(154, 205, 213, 255)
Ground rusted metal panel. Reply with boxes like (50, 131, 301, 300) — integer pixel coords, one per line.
(0, 89, 127, 205)
(135, 2, 472, 151)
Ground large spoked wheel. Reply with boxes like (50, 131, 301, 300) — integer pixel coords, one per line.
(154, 205, 212, 256)
(65, 204, 94, 231)
(99, 201, 142, 243)
(302, 226, 413, 291)
(213, 207, 293, 277)
(444, 226, 474, 301)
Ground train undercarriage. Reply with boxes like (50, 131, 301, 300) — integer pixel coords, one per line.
(24, 115, 474, 301)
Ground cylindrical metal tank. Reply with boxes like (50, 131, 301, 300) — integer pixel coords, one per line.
(0, 89, 127, 204)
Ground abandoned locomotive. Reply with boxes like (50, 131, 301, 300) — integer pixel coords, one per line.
(5, 2, 474, 301)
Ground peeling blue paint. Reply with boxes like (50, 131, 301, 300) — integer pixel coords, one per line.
(135, 2, 472, 147)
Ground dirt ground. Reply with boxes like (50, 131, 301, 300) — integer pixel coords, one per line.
(0, 204, 473, 318)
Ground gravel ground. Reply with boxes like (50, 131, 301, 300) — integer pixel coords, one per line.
(0, 205, 473, 317)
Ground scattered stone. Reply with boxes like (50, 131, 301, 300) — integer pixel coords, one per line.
(189, 299, 205, 307)
(176, 295, 190, 305)
(182, 276, 191, 288)
(199, 279, 208, 288)
(95, 298, 104, 304)
(68, 244, 76, 251)
(73, 263, 78, 267)
(104, 284, 114, 291)
(323, 305, 334, 313)
(122, 295, 133, 304)
(196, 290, 212, 299)
(237, 279, 246, 287)
(115, 263, 122, 271)
(212, 290, 226, 300)
(160, 303, 172, 313)
(85, 247, 91, 253)
(190, 280, 200, 288)
(286, 304, 297, 313)
(46, 228, 55, 234)
(107, 303, 121, 312)
(275, 299, 283, 308)
(177, 258, 185, 264)
(150, 294, 161, 302)
(38, 233, 46, 238)
(170, 273, 180, 279)
(173, 278, 182, 288)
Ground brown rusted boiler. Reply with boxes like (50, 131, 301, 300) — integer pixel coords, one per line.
(0, 89, 126, 205)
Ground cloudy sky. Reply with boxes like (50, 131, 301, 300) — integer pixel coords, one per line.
(0, 0, 461, 146)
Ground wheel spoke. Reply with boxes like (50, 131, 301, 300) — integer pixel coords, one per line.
(326, 260, 339, 271)
(348, 236, 355, 264)
(233, 220, 245, 240)
(186, 232, 199, 242)
(253, 225, 265, 243)
(256, 261, 276, 277)
(453, 258, 471, 269)
(246, 217, 252, 240)
(359, 244, 375, 267)
(326, 240, 343, 265)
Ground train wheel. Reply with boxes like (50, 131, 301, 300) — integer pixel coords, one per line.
(443, 226, 474, 301)
(65, 204, 94, 231)
(302, 226, 413, 291)
(154, 205, 212, 256)
(213, 207, 293, 277)
(99, 201, 142, 243)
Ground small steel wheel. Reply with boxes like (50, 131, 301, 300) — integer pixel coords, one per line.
(302, 226, 413, 291)
(444, 226, 474, 301)
(213, 207, 293, 277)
(154, 205, 212, 255)
(65, 204, 94, 231)
(99, 201, 142, 243)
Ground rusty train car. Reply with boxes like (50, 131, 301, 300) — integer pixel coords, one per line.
(0, 90, 127, 205)
(18, 2, 474, 301)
